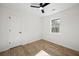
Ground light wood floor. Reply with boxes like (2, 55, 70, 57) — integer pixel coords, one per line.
(0, 39, 79, 56)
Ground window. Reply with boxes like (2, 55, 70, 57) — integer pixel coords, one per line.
(51, 18, 60, 33)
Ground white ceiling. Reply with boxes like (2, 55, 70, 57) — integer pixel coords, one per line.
(42, 3, 78, 16)
(0, 3, 78, 17)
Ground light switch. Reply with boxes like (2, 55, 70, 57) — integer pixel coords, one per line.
(19, 32, 22, 34)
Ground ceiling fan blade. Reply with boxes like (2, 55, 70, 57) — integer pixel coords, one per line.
(41, 9, 44, 13)
(30, 5, 40, 8)
(42, 3, 50, 7)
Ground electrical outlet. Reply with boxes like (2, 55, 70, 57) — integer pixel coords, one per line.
(9, 42, 11, 45)
(9, 29, 11, 32)
(9, 16, 11, 19)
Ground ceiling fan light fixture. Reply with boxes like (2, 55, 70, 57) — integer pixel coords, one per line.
(39, 7, 43, 10)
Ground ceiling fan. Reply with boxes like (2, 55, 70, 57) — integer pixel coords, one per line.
(30, 3, 50, 13)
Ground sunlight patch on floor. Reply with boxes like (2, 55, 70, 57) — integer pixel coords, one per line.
(35, 50, 51, 56)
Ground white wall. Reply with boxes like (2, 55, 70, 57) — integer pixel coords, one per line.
(41, 5, 79, 51)
(0, 6, 41, 52)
